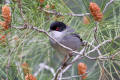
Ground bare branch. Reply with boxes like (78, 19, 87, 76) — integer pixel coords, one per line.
(52, 48, 86, 80)
(103, 0, 114, 13)
(60, 73, 87, 80)
(86, 40, 111, 55)
(4, 0, 10, 4)
(42, 9, 90, 17)
(11, 25, 120, 80)
(86, 36, 120, 56)
(87, 41, 102, 56)
(111, 50, 120, 59)
(11, 25, 120, 60)
(4, 1, 11, 80)
(59, 48, 85, 79)
(17, 0, 26, 21)
(34, 63, 55, 77)
(11, 25, 84, 56)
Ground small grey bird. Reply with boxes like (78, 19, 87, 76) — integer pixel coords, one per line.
(49, 21, 84, 61)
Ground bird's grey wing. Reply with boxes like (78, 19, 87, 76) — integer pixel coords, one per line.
(60, 33, 84, 51)
(71, 33, 83, 42)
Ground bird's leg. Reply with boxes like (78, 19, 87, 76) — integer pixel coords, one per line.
(69, 51, 73, 57)
(54, 54, 70, 80)
(62, 54, 68, 67)
(62, 52, 73, 67)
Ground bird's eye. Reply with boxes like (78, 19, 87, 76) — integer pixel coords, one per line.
(56, 27, 60, 31)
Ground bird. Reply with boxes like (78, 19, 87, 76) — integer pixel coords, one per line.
(49, 21, 84, 64)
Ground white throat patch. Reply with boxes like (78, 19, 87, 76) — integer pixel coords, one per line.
(50, 31, 64, 41)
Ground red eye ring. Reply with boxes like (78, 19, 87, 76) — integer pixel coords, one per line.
(56, 27, 59, 31)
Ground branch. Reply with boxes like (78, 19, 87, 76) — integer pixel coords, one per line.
(34, 63, 55, 77)
(103, 0, 114, 13)
(12, 25, 86, 80)
(11, 25, 120, 80)
(87, 41, 102, 56)
(52, 48, 86, 80)
(58, 48, 86, 80)
(12, 25, 120, 59)
(4, 0, 11, 80)
(111, 50, 120, 59)
(42, 9, 90, 17)
(60, 73, 87, 80)
(87, 36, 120, 56)
(16, 0, 26, 21)
(86, 40, 111, 55)
(5, 0, 10, 4)
(11, 25, 84, 56)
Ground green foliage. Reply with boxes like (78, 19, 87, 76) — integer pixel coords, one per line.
(0, 0, 120, 80)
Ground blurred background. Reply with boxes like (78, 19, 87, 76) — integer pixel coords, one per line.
(0, 0, 120, 80)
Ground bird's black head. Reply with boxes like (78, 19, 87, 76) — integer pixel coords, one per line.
(50, 21, 67, 32)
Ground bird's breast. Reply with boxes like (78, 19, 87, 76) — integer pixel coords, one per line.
(49, 31, 69, 55)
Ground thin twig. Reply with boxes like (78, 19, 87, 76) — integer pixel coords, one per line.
(87, 42, 102, 56)
(11, 25, 84, 56)
(111, 50, 120, 59)
(11, 25, 120, 80)
(4, 0, 11, 80)
(4, 0, 10, 4)
(42, 9, 90, 17)
(86, 36, 120, 56)
(103, 0, 114, 13)
(59, 73, 88, 80)
(53, 48, 85, 80)
(5, 49, 10, 80)
(86, 40, 111, 55)
(34, 63, 55, 77)
(17, 0, 26, 21)
(11, 25, 120, 60)
(60, 48, 85, 76)
(11, 25, 85, 80)
(53, 56, 73, 80)
(94, 22, 99, 44)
